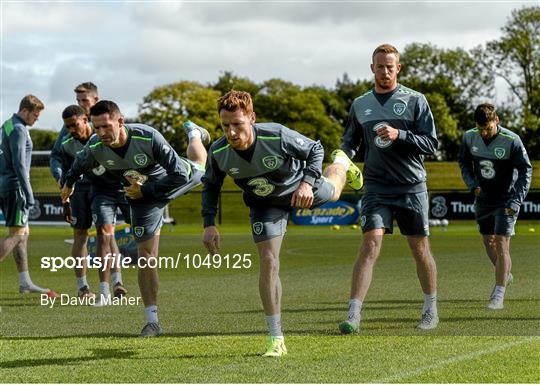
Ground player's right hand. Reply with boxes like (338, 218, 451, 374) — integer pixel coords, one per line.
(61, 185, 74, 203)
(203, 226, 221, 254)
(474, 187, 482, 196)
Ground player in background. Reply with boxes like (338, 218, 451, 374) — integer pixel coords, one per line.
(62, 100, 209, 336)
(458, 103, 532, 310)
(51, 83, 128, 300)
(0, 95, 57, 297)
(50, 82, 99, 184)
(338, 44, 439, 333)
(201, 90, 362, 357)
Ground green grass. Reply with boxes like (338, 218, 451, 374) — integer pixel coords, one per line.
(1, 222, 539, 382)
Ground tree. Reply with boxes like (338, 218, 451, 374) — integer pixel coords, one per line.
(213, 71, 260, 96)
(29, 129, 58, 150)
(335, 73, 372, 121)
(482, 6, 540, 158)
(138, 81, 221, 154)
(400, 43, 495, 160)
(254, 79, 343, 158)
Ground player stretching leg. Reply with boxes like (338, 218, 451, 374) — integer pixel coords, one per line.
(202, 90, 361, 357)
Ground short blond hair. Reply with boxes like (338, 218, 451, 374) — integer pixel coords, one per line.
(19, 94, 44, 112)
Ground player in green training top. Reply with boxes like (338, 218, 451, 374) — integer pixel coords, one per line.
(0, 95, 57, 297)
(202, 90, 362, 357)
(338, 44, 440, 333)
(458, 103, 532, 310)
(62, 100, 209, 336)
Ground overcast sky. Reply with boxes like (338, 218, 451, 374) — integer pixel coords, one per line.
(1, 0, 536, 131)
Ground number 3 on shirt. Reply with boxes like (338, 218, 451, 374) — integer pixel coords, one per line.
(248, 177, 275, 197)
(479, 160, 496, 179)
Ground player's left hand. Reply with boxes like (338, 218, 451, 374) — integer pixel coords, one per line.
(376, 124, 399, 141)
(291, 181, 314, 208)
(505, 207, 516, 216)
(124, 182, 143, 199)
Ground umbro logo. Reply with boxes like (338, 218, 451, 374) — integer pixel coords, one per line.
(106, 160, 115, 165)
(364, 109, 372, 116)
(472, 146, 478, 152)
(229, 168, 240, 175)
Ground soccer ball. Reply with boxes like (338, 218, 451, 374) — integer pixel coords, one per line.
(331, 224, 341, 230)
(441, 219, 449, 226)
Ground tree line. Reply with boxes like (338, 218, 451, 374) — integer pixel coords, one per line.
(33, 7, 538, 161)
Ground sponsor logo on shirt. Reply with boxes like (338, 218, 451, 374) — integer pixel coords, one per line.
(134, 153, 148, 166)
(123, 169, 148, 185)
(373, 122, 392, 148)
(92, 165, 106, 176)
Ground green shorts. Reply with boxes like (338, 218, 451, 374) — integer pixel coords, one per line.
(475, 203, 517, 236)
(0, 189, 28, 227)
(359, 191, 430, 236)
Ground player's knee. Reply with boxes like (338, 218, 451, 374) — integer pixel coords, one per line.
(493, 235, 510, 252)
(96, 224, 115, 235)
(74, 228, 89, 237)
(259, 252, 279, 272)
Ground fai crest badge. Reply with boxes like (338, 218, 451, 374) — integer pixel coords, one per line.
(134, 153, 148, 166)
(262, 155, 282, 170)
(494, 147, 505, 159)
(252, 222, 264, 235)
(393, 102, 407, 116)
(134, 226, 145, 238)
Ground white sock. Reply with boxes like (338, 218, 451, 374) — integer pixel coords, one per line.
(145, 305, 159, 323)
(333, 156, 350, 171)
(265, 314, 283, 337)
(99, 281, 110, 298)
(76, 276, 89, 291)
(493, 285, 506, 299)
(111, 272, 122, 286)
(19, 271, 32, 287)
(188, 129, 201, 141)
(348, 298, 362, 321)
(423, 293, 437, 315)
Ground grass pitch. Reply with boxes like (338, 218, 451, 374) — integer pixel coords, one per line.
(1, 221, 539, 383)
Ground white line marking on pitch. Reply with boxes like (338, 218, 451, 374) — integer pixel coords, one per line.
(375, 336, 540, 383)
